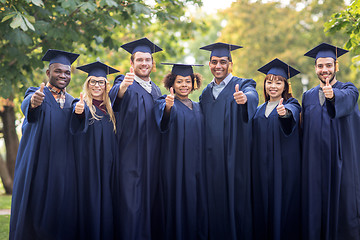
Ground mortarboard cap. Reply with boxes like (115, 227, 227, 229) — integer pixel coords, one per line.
(161, 63, 203, 77)
(121, 37, 163, 54)
(42, 49, 80, 66)
(258, 58, 300, 79)
(304, 42, 348, 60)
(76, 61, 119, 79)
(200, 42, 242, 58)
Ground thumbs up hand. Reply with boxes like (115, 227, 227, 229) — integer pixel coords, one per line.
(121, 67, 135, 90)
(233, 84, 247, 104)
(276, 98, 286, 117)
(118, 67, 135, 98)
(323, 77, 334, 99)
(31, 82, 45, 108)
(165, 87, 175, 113)
(75, 93, 85, 115)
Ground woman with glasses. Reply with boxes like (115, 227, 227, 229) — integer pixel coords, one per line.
(71, 61, 119, 240)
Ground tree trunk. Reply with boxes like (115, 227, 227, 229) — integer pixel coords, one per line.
(2, 105, 19, 178)
(0, 103, 19, 194)
(0, 154, 13, 194)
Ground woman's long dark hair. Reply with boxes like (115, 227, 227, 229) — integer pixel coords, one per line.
(263, 74, 292, 102)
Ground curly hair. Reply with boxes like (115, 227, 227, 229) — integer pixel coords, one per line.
(163, 73, 203, 92)
(263, 74, 292, 102)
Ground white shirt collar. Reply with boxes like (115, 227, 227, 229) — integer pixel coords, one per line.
(211, 73, 233, 86)
(134, 75, 152, 93)
(134, 75, 151, 84)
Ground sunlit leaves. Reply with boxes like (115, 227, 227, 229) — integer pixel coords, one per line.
(31, 0, 44, 7)
(4, 12, 35, 31)
(0, 0, 205, 101)
(22, 16, 35, 31)
(132, 2, 151, 15)
(1, 12, 16, 23)
(79, 2, 97, 12)
(326, 0, 360, 70)
(104, 0, 118, 7)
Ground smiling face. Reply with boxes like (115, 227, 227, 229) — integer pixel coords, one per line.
(46, 63, 71, 89)
(315, 57, 336, 86)
(209, 56, 230, 84)
(172, 75, 192, 100)
(265, 76, 285, 102)
(131, 51, 153, 81)
(88, 76, 106, 100)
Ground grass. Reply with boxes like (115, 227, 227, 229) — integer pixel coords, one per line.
(0, 215, 10, 240)
(0, 194, 11, 210)
(0, 181, 11, 240)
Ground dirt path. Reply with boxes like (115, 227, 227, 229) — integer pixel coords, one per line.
(0, 209, 10, 215)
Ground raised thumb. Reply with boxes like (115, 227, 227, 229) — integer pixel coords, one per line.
(235, 84, 239, 92)
(40, 82, 45, 92)
(279, 98, 283, 105)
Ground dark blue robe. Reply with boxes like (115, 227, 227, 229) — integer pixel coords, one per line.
(70, 101, 116, 240)
(199, 76, 258, 240)
(109, 75, 162, 240)
(302, 81, 360, 240)
(251, 98, 301, 240)
(153, 96, 208, 240)
(10, 86, 78, 240)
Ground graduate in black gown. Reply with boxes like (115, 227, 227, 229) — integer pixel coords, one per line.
(10, 49, 80, 240)
(70, 61, 119, 240)
(302, 43, 360, 240)
(199, 42, 259, 240)
(109, 38, 163, 240)
(153, 63, 208, 240)
(252, 58, 301, 240)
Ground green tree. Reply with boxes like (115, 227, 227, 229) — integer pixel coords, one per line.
(325, 0, 360, 56)
(216, 0, 352, 104)
(0, 0, 202, 194)
(325, 0, 360, 91)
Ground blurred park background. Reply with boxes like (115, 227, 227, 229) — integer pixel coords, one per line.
(1, 0, 360, 238)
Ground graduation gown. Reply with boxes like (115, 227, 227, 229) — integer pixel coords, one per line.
(153, 96, 208, 240)
(70, 101, 116, 240)
(302, 81, 360, 240)
(199, 76, 258, 240)
(109, 75, 162, 240)
(251, 98, 301, 240)
(10, 87, 78, 240)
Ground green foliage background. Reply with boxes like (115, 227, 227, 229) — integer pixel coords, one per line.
(0, 0, 360, 239)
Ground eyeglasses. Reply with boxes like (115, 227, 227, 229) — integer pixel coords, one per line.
(89, 79, 106, 87)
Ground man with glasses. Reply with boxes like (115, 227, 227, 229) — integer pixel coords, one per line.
(199, 42, 258, 240)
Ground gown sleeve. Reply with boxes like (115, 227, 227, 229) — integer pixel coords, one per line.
(70, 98, 90, 135)
(279, 98, 301, 136)
(326, 82, 359, 119)
(22, 87, 43, 123)
(109, 74, 125, 112)
(153, 95, 177, 133)
(239, 78, 259, 122)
